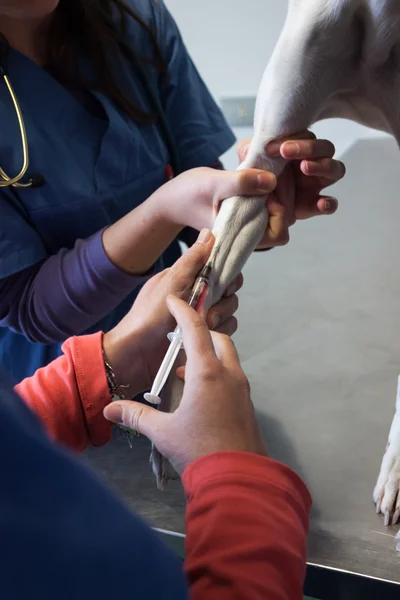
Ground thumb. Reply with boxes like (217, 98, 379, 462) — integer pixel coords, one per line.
(168, 229, 214, 287)
(103, 400, 166, 441)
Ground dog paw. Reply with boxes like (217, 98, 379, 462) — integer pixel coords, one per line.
(150, 446, 179, 491)
(374, 442, 400, 526)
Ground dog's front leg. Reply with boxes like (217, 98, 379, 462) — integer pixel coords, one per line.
(147, 21, 331, 488)
(149, 192, 270, 489)
(148, 0, 365, 489)
(150, 352, 185, 490)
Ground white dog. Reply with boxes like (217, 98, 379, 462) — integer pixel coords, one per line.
(152, 0, 400, 529)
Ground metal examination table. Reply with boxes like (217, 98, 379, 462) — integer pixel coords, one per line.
(85, 137, 400, 598)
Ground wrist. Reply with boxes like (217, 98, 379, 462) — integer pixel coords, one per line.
(102, 329, 149, 398)
(102, 195, 183, 276)
(151, 181, 186, 228)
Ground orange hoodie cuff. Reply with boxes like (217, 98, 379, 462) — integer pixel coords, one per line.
(62, 332, 112, 447)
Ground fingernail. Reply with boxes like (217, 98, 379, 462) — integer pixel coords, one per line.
(283, 142, 299, 158)
(198, 228, 212, 243)
(322, 198, 337, 212)
(266, 141, 280, 156)
(104, 403, 123, 424)
(257, 173, 274, 191)
(241, 143, 250, 156)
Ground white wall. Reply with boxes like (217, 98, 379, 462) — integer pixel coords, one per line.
(165, 0, 388, 167)
(165, 0, 288, 98)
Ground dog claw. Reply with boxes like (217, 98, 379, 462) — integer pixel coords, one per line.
(376, 497, 382, 514)
(384, 509, 391, 527)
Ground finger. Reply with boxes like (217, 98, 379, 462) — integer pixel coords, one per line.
(301, 158, 346, 182)
(207, 294, 239, 330)
(224, 272, 244, 297)
(280, 139, 336, 160)
(168, 229, 214, 294)
(296, 196, 338, 220)
(214, 316, 238, 337)
(210, 330, 241, 368)
(237, 138, 252, 162)
(176, 365, 186, 381)
(257, 195, 289, 248)
(167, 295, 217, 367)
(103, 400, 168, 441)
(214, 170, 276, 212)
(266, 130, 316, 156)
(316, 196, 338, 215)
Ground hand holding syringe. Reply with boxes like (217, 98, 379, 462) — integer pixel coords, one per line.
(144, 264, 211, 404)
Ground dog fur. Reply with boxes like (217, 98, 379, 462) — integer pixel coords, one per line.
(151, 0, 400, 529)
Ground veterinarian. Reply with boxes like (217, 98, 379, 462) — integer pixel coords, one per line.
(0, 0, 345, 383)
(4, 232, 310, 599)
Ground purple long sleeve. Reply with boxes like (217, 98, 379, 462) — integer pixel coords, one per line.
(0, 231, 154, 343)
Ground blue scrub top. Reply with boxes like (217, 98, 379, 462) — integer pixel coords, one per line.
(0, 0, 235, 382)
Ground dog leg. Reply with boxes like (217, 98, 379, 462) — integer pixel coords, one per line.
(148, 0, 386, 488)
(148, 10, 341, 489)
(150, 351, 184, 490)
(149, 191, 270, 488)
(373, 376, 400, 526)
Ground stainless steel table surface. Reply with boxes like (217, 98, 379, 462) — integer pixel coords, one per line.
(85, 137, 400, 594)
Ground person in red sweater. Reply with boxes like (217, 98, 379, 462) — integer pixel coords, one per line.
(14, 228, 311, 599)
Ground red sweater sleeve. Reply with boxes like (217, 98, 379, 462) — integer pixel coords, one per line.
(182, 452, 311, 600)
(15, 332, 112, 452)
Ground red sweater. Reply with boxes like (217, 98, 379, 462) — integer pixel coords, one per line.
(16, 332, 311, 600)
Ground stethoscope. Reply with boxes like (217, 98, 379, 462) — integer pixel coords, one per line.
(0, 31, 181, 190)
(0, 40, 40, 187)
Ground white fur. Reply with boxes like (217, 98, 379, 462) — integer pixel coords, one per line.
(373, 378, 400, 527)
(153, 0, 400, 531)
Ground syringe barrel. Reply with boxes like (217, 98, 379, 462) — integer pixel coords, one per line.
(188, 264, 211, 310)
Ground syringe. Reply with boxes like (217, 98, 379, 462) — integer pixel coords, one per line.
(144, 264, 211, 404)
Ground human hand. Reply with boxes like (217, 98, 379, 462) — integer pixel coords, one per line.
(153, 166, 276, 232)
(102, 229, 243, 398)
(104, 295, 267, 475)
(237, 131, 346, 248)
